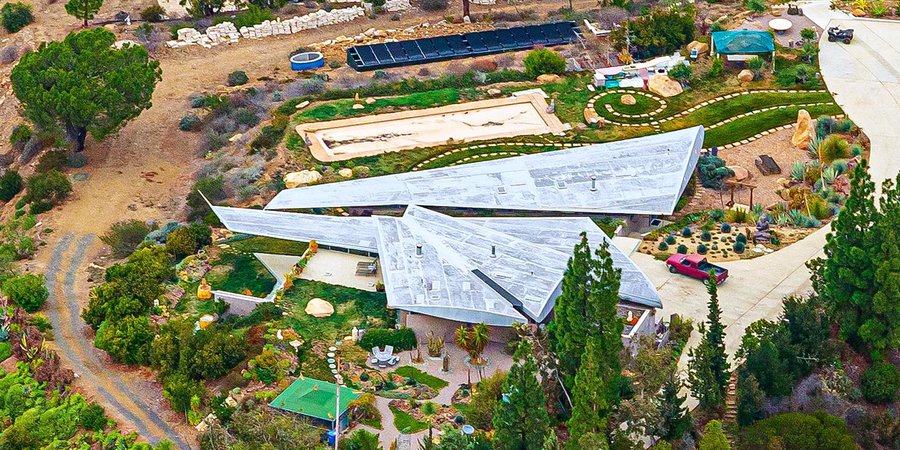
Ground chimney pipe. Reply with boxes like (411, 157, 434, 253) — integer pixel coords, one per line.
(490, 245, 496, 258)
(415, 244, 423, 257)
(590, 175, 597, 191)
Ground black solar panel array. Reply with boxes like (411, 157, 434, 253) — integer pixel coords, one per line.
(347, 21, 582, 71)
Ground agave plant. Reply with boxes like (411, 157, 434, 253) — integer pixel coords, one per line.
(823, 166, 837, 184)
(775, 213, 792, 226)
(426, 331, 444, 358)
(791, 161, 805, 182)
(788, 209, 806, 227)
(807, 135, 823, 159)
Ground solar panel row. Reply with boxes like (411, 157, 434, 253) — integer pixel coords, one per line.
(347, 21, 582, 71)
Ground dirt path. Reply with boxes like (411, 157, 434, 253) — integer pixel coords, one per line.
(45, 234, 193, 448)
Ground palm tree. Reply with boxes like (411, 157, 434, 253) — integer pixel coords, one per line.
(455, 323, 490, 365)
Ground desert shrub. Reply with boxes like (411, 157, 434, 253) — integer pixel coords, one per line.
(165, 223, 212, 258)
(162, 372, 205, 413)
(1, 3, 34, 33)
(610, 7, 695, 59)
(229, 5, 274, 28)
(0, 44, 18, 64)
(721, 223, 731, 233)
(523, 48, 566, 78)
(665, 235, 677, 245)
(738, 412, 856, 450)
(697, 155, 734, 189)
(358, 327, 417, 351)
(0, 171, 22, 203)
(8, 124, 31, 150)
(180, 114, 202, 131)
(701, 230, 711, 241)
(186, 175, 226, 220)
(79, 403, 108, 431)
(708, 57, 724, 78)
(734, 241, 746, 253)
(746, 0, 767, 13)
(677, 244, 688, 254)
(776, 64, 816, 87)
(708, 208, 725, 221)
(697, 244, 708, 254)
(94, 315, 154, 365)
(227, 70, 249, 87)
(471, 59, 498, 72)
(681, 227, 692, 237)
(419, 0, 448, 11)
(101, 220, 154, 258)
(726, 207, 753, 224)
(736, 232, 748, 243)
(140, 5, 165, 22)
(861, 363, 900, 404)
(35, 150, 68, 173)
(658, 241, 669, 251)
(466, 370, 506, 429)
(24, 170, 72, 214)
(3, 274, 48, 312)
(818, 135, 850, 164)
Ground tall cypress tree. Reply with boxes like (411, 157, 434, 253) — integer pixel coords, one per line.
(493, 341, 549, 450)
(549, 233, 593, 386)
(705, 273, 729, 390)
(810, 163, 880, 350)
(687, 274, 729, 414)
(870, 176, 900, 358)
(566, 243, 623, 449)
(657, 371, 690, 441)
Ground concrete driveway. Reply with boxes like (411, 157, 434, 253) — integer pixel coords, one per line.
(819, 18, 900, 191)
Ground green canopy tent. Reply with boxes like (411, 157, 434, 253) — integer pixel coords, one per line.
(710, 30, 776, 71)
(269, 376, 361, 432)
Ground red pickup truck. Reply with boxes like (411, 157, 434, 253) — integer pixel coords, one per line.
(665, 253, 728, 284)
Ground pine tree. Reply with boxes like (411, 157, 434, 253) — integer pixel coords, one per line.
(687, 325, 724, 414)
(658, 371, 690, 441)
(870, 175, 900, 358)
(698, 420, 730, 450)
(549, 233, 594, 386)
(492, 341, 549, 450)
(704, 273, 730, 391)
(567, 335, 618, 450)
(736, 371, 764, 426)
(810, 163, 880, 350)
(64, 0, 104, 26)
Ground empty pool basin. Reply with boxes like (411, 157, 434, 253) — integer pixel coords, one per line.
(290, 52, 325, 71)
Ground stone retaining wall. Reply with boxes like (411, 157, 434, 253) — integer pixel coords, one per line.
(167, 6, 366, 49)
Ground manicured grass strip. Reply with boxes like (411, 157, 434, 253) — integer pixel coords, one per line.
(608, 92, 662, 115)
(362, 417, 383, 430)
(283, 279, 391, 342)
(295, 88, 462, 123)
(393, 366, 449, 390)
(703, 103, 842, 147)
(662, 91, 834, 129)
(390, 406, 429, 433)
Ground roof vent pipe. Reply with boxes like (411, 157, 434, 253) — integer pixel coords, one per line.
(490, 245, 496, 258)
(415, 244, 423, 257)
(590, 175, 597, 192)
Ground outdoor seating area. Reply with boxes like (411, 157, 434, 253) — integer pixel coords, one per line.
(355, 259, 378, 276)
(371, 346, 399, 368)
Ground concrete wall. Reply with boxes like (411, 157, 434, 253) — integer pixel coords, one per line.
(622, 308, 657, 355)
(212, 290, 273, 316)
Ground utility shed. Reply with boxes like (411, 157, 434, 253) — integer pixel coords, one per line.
(269, 376, 361, 431)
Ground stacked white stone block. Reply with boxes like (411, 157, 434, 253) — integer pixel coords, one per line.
(166, 6, 365, 49)
(383, 0, 411, 12)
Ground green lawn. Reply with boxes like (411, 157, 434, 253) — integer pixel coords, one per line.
(282, 279, 393, 342)
(604, 91, 662, 116)
(393, 366, 449, 390)
(390, 406, 429, 433)
(703, 103, 842, 147)
(203, 237, 310, 298)
(295, 88, 464, 123)
(660, 91, 834, 130)
(226, 236, 309, 256)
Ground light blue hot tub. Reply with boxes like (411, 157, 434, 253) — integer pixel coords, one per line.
(290, 51, 325, 71)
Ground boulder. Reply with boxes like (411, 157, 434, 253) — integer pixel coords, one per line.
(738, 69, 754, 84)
(284, 170, 322, 188)
(687, 41, 710, 55)
(339, 168, 353, 178)
(295, 100, 310, 109)
(728, 165, 750, 181)
(791, 109, 812, 149)
(583, 107, 603, 126)
(852, 8, 866, 16)
(648, 74, 683, 97)
(351, 103, 365, 110)
(536, 74, 562, 83)
(305, 298, 334, 318)
(365, 97, 376, 104)
(487, 88, 502, 96)
(620, 94, 637, 105)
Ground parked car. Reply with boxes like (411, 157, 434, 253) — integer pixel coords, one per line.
(665, 253, 728, 284)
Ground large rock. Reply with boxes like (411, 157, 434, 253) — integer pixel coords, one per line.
(338, 168, 353, 178)
(536, 74, 562, 83)
(583, 107, 603, 126)
(729, 165, 750, 181)
(648, 74, 683, 97)
(738, 69, 754, 84)
(687, 41, 710, 55)
(791, 109, 812, 149)
(305, 298, 334, 318)
(284, 170, 322, 188)
(620, 94, 636, 105)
